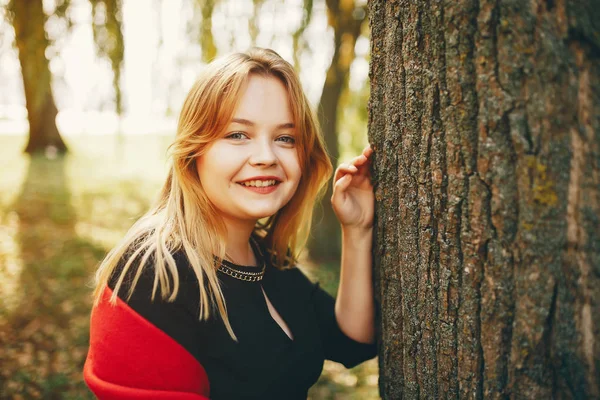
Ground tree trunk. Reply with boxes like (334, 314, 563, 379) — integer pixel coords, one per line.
(292, 0, 313, 70)
(9, 0, 67, 154)
(308, 0, 366, 262)
(198, 0, 217, 62)
(369, 1, 599, 399)
(249, 0, 266, 46)
(90, 0, 125, 116)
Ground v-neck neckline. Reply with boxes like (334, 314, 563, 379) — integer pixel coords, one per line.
(260, 284, 294, 342)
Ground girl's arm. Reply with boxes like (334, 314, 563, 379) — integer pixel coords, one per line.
(335, 226, 375, 344)
(330, 145, 376, 345)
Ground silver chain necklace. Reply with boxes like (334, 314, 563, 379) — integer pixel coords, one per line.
(217, 237, 265, 282)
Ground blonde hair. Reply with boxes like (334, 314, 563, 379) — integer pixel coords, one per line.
(92, 48, 333, 341)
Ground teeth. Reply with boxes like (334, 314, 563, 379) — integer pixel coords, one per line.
(241, 180, 277, 187)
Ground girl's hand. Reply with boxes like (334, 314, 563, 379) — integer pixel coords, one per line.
(331, 145, 374, 231)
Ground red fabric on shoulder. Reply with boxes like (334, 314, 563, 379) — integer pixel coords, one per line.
(84, 287, 210, 399)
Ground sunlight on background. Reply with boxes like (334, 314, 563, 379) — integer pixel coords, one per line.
(0, 0, 370, 136)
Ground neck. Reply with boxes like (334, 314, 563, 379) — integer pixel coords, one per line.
(222, 217, 257, 266)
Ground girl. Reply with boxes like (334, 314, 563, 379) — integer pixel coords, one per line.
(83, 48, 376, 399)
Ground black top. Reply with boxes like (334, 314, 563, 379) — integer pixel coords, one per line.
(108, 240, 377, 400)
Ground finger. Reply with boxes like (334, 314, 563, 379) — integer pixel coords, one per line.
(349, 154, 368, 167)
(334, 163, 358, 181)
(340, 163, 359, 172)
(333, 173, 353, 194)
(350, 154, 372, 177)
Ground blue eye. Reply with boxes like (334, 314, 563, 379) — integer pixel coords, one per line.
(277, 136, 296, 144)
(225, 132, 248, 140)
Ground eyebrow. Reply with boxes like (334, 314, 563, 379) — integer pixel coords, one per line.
(231, 118, 295, 130)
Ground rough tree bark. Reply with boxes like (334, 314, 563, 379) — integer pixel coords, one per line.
(369, 1, 599, 399)
(308, 0, 366, 262)
(8, 0, 68, 154)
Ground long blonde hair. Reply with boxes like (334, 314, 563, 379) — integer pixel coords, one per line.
(92, 48, 333, 341)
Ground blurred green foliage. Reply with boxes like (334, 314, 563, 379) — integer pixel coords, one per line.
(0, 134, 377, 399)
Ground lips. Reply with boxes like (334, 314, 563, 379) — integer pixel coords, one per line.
(238, 182, 280, 194)
(238, 179, 279, 188)
(236, 175, 283, 187)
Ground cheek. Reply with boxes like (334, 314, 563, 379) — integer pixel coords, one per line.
(285, 151, 302, 180)
(197, 148, 240, 183)
(292, 164, 302, 184)
(287, 156, 302, 193)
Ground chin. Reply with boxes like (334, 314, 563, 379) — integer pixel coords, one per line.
(247, 211, 278, 220)
(237, 206, 279, 220)
(236, 198, 292, 221)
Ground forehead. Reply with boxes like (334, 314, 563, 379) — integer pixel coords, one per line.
(232, 75, 293, 125)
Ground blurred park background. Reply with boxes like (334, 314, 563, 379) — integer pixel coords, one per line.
(0, 0, 377, 398)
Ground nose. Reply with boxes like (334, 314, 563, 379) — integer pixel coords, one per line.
(249, 137, 277, 166)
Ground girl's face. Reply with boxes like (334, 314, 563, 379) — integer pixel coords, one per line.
(196, 75, 302, 225)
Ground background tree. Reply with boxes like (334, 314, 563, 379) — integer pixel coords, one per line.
(369, 1, 599, 398)
(197, 0, 217, 62)
(249, 0, 266, 46)
(291, 0, 313, 70)
(309, 0, 367, 262)
(6, 0, 68, 154)
(89, 0, 125, 119)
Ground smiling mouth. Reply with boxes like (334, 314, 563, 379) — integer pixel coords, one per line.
(237, 180, 280, 188)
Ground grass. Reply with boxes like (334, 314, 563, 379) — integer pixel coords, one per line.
(0, 134, 378, 399)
